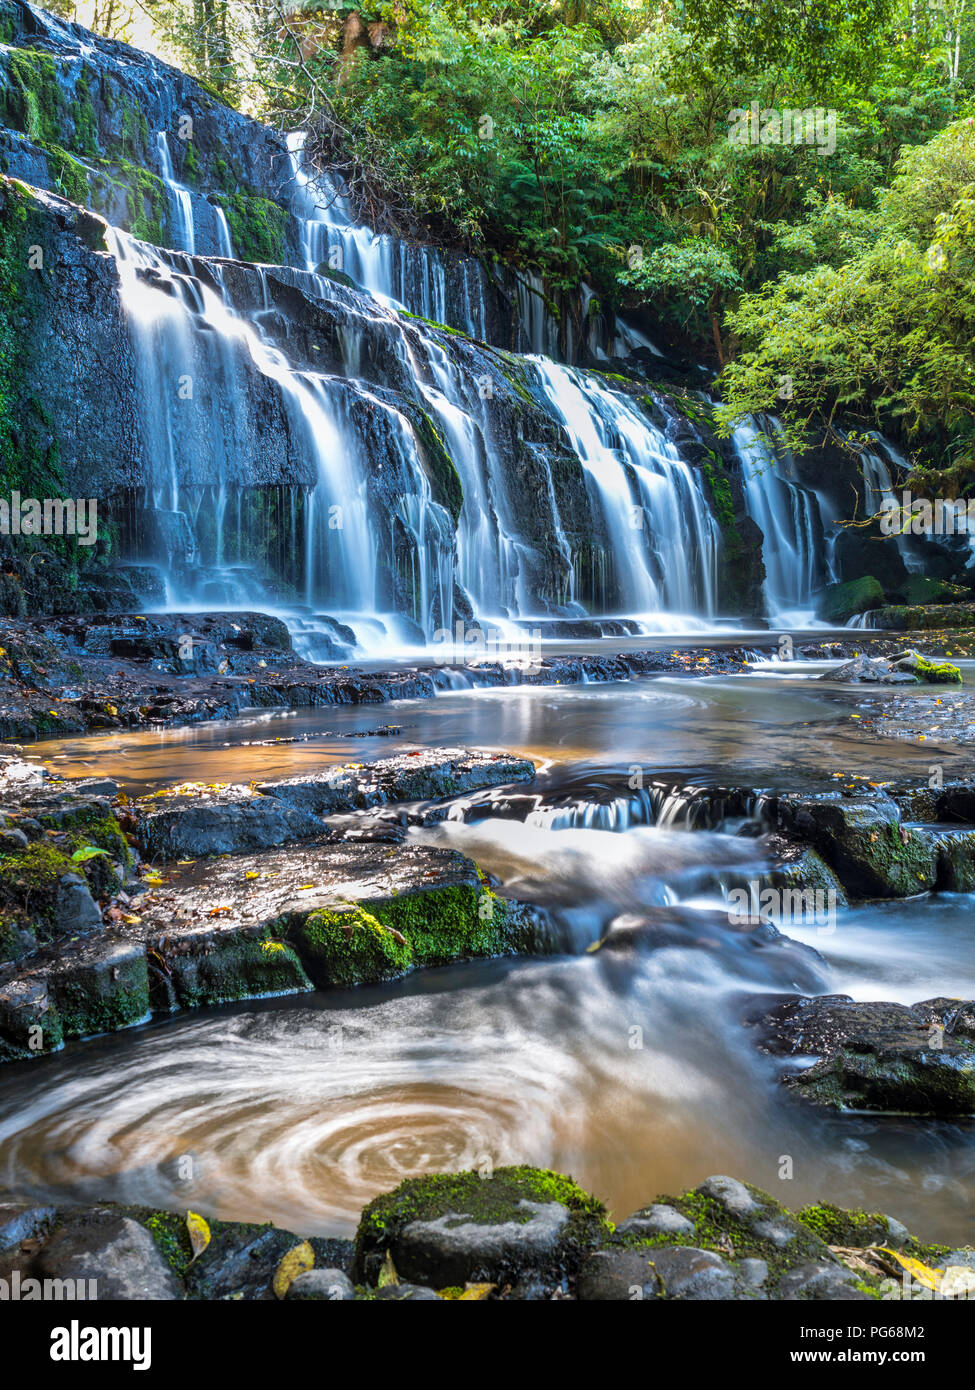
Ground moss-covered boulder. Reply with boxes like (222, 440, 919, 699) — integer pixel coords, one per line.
(819, 576, 884, 625)
(353, 1166, 610, 1289)
(0, 974, 62, 1060)
(149, 922, 313, 1010)
(769, 793, 938, 898)
(46, 937, 149, 1040)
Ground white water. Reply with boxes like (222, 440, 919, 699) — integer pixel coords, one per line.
(734, 417, 828, 626)
(531, 359, 721, 624)
(154, 131, 195, 256)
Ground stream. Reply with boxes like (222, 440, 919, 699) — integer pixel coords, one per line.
(1, 666, 973, 1242)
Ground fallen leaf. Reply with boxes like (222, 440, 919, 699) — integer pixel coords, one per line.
(273, 1241, 315, 1299)
(186, 1211, 210, 1264)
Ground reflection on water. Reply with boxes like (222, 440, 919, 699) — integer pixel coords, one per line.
(30, 671, 971, 793)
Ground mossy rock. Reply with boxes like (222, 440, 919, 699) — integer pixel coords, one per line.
(46, 939, 149, 1040)
(0, 840, 75, 925)
(154, 928, 313, 1010)
(354, 1166, 610, 1288)
(285, 881, 541, 989)
(819, 576, 884, 625)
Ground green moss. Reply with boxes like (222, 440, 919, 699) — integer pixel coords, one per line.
(411, 409, 464, 524)
(910, 654, 962, 684)
(289, 904, 414, 988)
(1, 48, 63, 144)
(0, 841, 74, 924)
(37, 142, 89, 205)
(160, 929, 313, 1009)
(797, 1201, 892, 1247)
(820, 575, 885, 624)
(214, 192, 288, 265)
(140, 1211, 194, 1281)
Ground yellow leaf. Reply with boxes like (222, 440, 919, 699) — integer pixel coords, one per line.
(262, 941, 285, 954)
(144, 875, 164, 885)
(456, 1283, 495, 1300)
(186, 1211, 210, 1264)
(878, 1247, 942, 1291)
(378, 1250, 399, 1288)
(244, 871, 259, 879)
(273, 1241, 315, 1300)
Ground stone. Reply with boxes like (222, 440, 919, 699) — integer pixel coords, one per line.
(769, 793, 938, 898)
(699, 1175, 758, 1218)
(285, 1268, 355, 1301)
(576, 1248, 660, 1300)
(0, 1202, 56, 1251)
(778, 1261, 869, 1301)
(46, 938, 150, 1040)
(54, 873, 103, 933)
(353, 1168, 609, 1288)
(759, 994, 975, 1113)
(36, 1211, 180, 1299)
(615, 1203, 696, 1239)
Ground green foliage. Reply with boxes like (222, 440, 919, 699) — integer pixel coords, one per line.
(719, 119, 975, 487)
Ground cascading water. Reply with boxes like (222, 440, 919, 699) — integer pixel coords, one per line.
(154, 131, 195, 256)
(733, 416, 828, 625)
(285, 133, 485, 337)
(97, 128, 754, 654)
(530, 359, 721, 627)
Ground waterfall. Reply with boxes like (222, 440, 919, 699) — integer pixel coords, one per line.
(530, 360, 721, 626)
(733, 417, 827, 625)
(154, 132, 195, 256)
(102, 226, 458, 652)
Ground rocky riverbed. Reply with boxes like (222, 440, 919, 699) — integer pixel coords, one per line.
(1, 1165, 970, 1300)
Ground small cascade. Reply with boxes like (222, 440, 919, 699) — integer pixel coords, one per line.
(285, 133, 484, 336)
(529, 359, 721, 624)
(858, 432, 927, 574)
(154, 131, 195, 256)
(212, 204, 234, 258)
(733, 416, 827, 625)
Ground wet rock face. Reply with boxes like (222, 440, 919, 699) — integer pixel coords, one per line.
(767, 792, 939, 898)
(757, 994, 975, 1114)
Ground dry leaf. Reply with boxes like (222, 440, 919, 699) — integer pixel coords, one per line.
(186, 1211, 210, 1264)
(273, 1241, 315, 1299)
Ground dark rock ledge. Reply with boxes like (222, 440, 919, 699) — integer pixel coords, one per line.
(753, 994, 975, 1115)
(0, 1167, 965, 1300)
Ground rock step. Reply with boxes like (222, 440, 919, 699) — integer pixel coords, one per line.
(134, 747, 537, 859)
(0, 839, 551, 1061)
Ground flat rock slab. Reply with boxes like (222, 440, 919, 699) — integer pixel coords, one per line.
(135, 747, 536, 859)
(758, 993, 975, 1113)
(0, 839, 548, 1056)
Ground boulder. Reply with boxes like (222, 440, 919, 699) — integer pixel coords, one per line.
(758, 993, 975, 1113)
(353, 1167, 610, 1289)
(769, 793, 938, 898)
(36, 1210, 180, 1299)
(819, 577, 884, 625)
